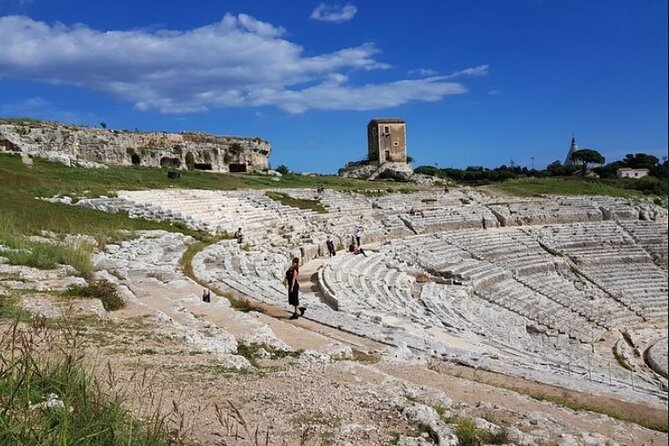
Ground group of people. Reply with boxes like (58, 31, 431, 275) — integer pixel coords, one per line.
(222, 224, 370, 321)
(285, 226, 365, 320)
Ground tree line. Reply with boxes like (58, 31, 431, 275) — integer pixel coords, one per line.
(415, 151, 668, 195)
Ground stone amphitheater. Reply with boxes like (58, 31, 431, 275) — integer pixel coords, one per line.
(75, 187, 668, 403)
(4, 184, 661, 444)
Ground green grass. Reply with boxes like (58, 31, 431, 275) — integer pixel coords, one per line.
(445, 416, 509, 446)
(0, 293, 31, 322)
(224, 292, 266, 313)
(63, 281, 125, 311)
(0, 216, 94, 277)
(235, 342, 303, 368)
(265, 191, 328, 213)
(489, 177, 646, 198)
(0, 320, 174, 445)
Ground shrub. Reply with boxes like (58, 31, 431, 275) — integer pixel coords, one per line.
(65, 280, 125, 311)
(275, 165, 290, 175)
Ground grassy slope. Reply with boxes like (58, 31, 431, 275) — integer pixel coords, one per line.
(0, 154, 420, 236)
(487, 177, 645, 199)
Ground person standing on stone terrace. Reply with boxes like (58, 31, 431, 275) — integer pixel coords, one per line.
(234, 227, 244, 244)
(286, 257, 305, 320)
(481, 217, 487, 230)
(354, 226, 363, 247)
(326, 237, 336, 257)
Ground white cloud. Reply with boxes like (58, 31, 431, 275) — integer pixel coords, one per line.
(310, 3, 357, 23)
(0, 15, 484, 114)
(488, 89, 501, 95)
(445, 64, 489, 79)
(408, 68, 439, 77)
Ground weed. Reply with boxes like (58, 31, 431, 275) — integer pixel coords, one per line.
(236, 342, 302, 368)
(223, 292, 265, 313)
(64, 280, 125, 311)
(453, 417, 479, 446)
(0, 319, 175, 445)
(612, 344, 635, 371)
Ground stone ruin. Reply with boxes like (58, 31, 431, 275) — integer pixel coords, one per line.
(0, 118, 270, 172)
(339, 118, 415, 181)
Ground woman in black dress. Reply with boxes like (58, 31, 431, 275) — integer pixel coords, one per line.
(286, 257, 305, 319)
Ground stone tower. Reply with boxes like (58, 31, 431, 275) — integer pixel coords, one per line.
(367, 118, 407, 163)
(564, 137, 578, 165)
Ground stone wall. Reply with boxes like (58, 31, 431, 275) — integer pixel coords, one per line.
(0, 119, 270, 172)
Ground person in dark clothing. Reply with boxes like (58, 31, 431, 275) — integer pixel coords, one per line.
(326, 237, 336, 257)
(234, 227, 244, 244)
(286, 257, 305, 319)
(348, 242, 367, 257)
(481, 217, 487, 230)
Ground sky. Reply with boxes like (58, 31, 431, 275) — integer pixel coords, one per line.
(0, 0, 667, 173)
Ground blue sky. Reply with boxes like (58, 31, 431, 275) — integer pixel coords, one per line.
(0, 0, 667, 173)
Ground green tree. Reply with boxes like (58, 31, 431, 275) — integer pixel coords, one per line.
(275, 164, 289, 175)
(622, 153, 659, 169)
(571, 149, 605, 176)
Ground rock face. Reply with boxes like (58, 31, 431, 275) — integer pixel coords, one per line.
(339, 160, 414, 181)
(0, 119, 270, 172)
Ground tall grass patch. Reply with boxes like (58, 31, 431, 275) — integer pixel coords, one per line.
(0, 320, 172, 445)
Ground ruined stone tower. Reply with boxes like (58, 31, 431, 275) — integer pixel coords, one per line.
(367, 118, 407, 163)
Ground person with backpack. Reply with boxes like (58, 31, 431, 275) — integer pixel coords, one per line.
(286, 257, 305, 319)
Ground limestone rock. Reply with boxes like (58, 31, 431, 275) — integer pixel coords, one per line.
(0, 119, 270, 173)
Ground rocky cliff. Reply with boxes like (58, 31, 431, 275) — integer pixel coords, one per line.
(0, 119, 270, 172)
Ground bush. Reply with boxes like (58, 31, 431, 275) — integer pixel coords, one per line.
(275, 165, 290, 175)
(65, 281, 125, 311)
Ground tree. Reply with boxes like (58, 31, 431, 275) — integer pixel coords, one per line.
(275, 164, 289, 175)
(100, 122, 107, 129)
(570, 149, 605, 176)
(622, 153, 659, 169)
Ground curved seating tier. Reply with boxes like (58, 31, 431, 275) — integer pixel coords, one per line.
(617, 220, 668, 269)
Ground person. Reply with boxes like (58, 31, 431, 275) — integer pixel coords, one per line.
(326, 237, 336, 257)
(409, 207, 416, 216)
(285, 257, 305, 319)
(202, 288, 211, 303)
(354, 227, 363, 247)
(348, 242, 367, 257)
(234, 227, 244, 244)
(481, 216, 487, 230)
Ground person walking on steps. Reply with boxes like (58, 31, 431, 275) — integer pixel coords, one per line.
(286, 257, 305, 320)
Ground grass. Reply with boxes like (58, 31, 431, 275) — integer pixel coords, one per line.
(63, 281, 125, 311)
(0, 293, 31, 322)
(489, 177, 646, 198)
(235, 342, 303, 368)
(612, 344, 635, 371)
(265, 191, 328, 213)
(0, 216, 95, 277)
(223, 292, 266, 313)
(444, 416, 509, 446)
(0, 319, 175, 445)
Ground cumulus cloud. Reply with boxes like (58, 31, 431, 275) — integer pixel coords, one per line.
(0, 15, 484, 114)
(310, 3, 357, 23)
